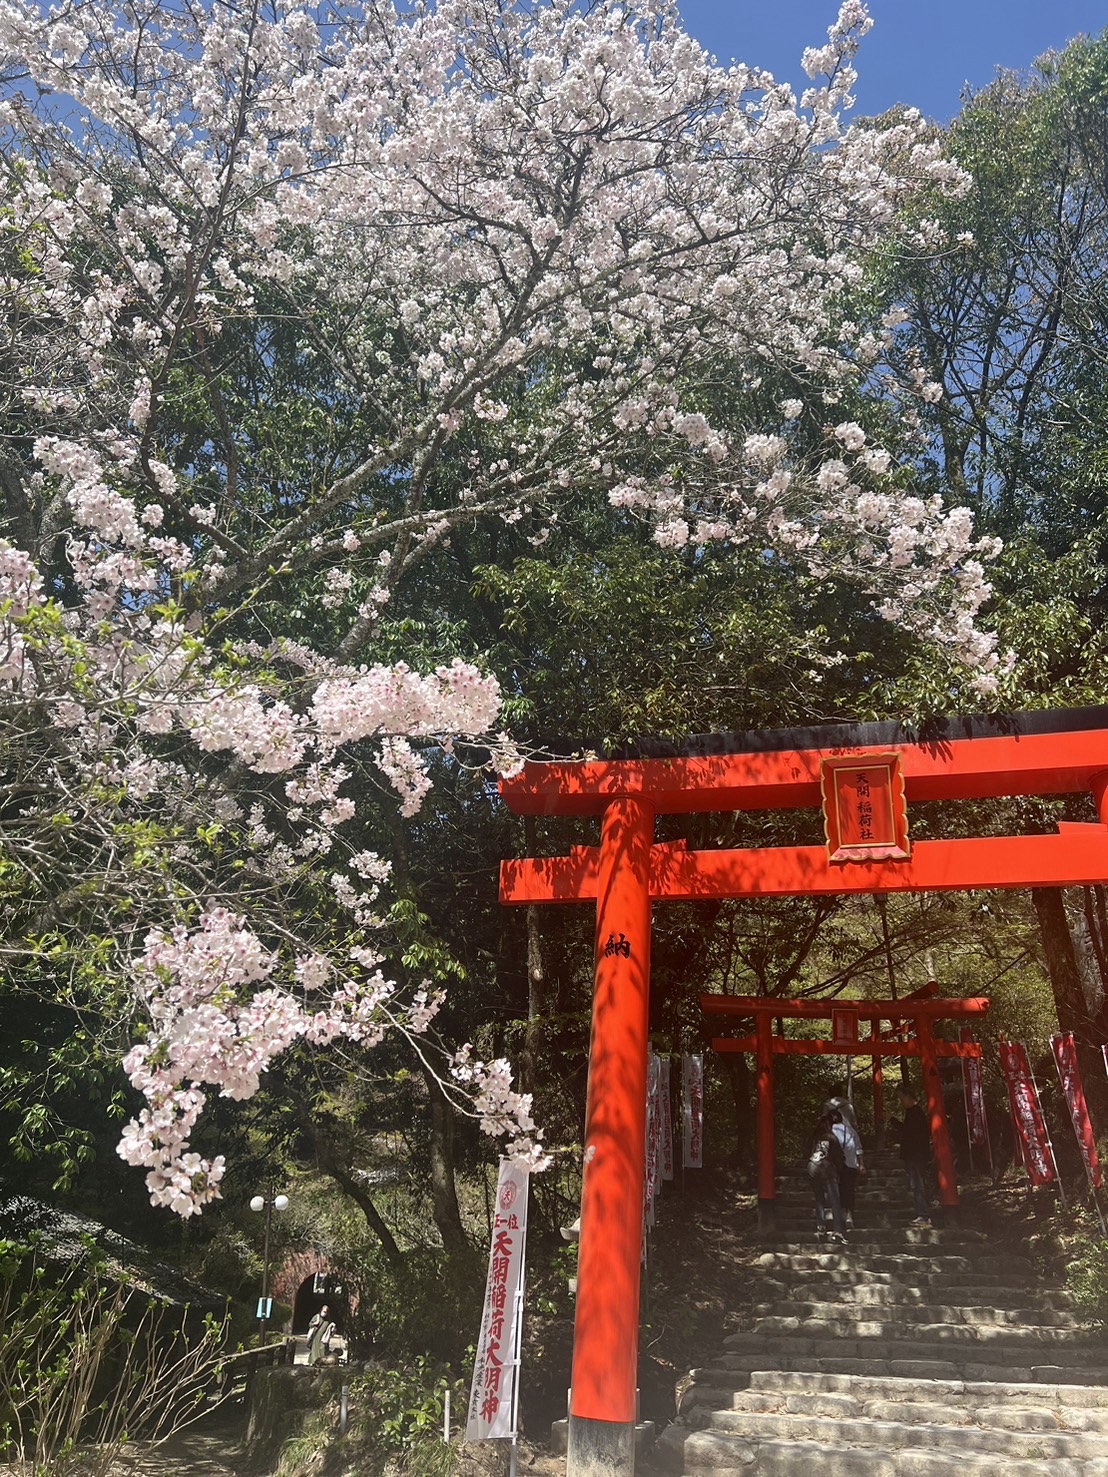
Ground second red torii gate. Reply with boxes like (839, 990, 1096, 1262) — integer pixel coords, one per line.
(498, 706, 1108, 1477)
(701, 991, 988, 1223)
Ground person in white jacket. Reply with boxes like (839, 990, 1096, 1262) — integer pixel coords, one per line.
(830, 1111, 864, 1229)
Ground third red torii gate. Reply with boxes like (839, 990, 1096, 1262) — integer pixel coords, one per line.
(498, 705, 1108, 1477)
(701, 991, 988, 1224)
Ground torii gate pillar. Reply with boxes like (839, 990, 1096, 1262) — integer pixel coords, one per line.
(567, 798, 654, 1476)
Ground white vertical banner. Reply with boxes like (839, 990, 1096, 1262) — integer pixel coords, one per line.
(682, 1053, 704, 1169)
(466, 1160, 529, 1442)
(661, 1057, 674, 1182)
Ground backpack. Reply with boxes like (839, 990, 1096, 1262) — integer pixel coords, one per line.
(808, 1130, 844, 1182)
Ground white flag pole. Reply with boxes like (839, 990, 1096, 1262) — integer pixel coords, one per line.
(508, 1210, 528, 1477)
(960, 1042, 975, 1178)
(983, 1059, 996, 1181)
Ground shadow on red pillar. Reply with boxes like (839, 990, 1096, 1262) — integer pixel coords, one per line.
(917, 1017, 959, 1209)
(567, 798, 654, 1474)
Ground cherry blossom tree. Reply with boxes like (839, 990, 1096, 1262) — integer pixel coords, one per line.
(0, 0, 1003, 1212)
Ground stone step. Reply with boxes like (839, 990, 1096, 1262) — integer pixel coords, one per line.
(770, 1192, 935, 1205)
(754, 1251, 1034, 1276)
(720, 1373, 1108, 1431)
(654, 1425, 1108, 1474)
(772, 1194, 922, 1207)
(754, 1274, 1068, 1303)
(765, 1232, 988, 1250)
(725, 1330, 1103, 1366)
(683, 1383, 1108, 1431)
(688, 1354, 1108, 1389)
(770, 1217, 938, 1232)
(753, 1299, 1079, 1329)
(697, 1408, 1108, 1461)
(748, 1315, 1097, 1348)
(770, 1201, 921, 1211)
(710, 1389, 1108, 1431)
(747, 1370, 1108, 1413)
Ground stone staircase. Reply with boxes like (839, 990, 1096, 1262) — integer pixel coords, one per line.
(654, 1152, 1108, 1475)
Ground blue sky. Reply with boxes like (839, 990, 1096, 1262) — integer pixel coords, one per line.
(675, 1, 1107, 123)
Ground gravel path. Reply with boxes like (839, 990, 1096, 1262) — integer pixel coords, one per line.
(110, 1405, 248, 1477)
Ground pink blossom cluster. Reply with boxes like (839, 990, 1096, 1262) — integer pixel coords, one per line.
(0, 0, 1001, 676)
(0, 541, 44, 680)
(452, 1046, 549, 1172)
(118, 909, 542, 1213)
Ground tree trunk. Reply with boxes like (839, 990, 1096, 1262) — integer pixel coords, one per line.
(518, 817, 556, 1099)
(318, 1147, 406, 1272)
(1034, 887, 1089, 1037)
(1032, 886, 1108, 1117)
(722, 1051, 754, 1181)
(420, 1061, 470, 1259)
(289, 1089, 406, 1271)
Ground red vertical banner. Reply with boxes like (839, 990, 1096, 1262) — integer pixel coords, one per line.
(1051, 1033, 1103, 1189)
(999, 1040, 1055, 1185)
(960, 1027, 988, 1147)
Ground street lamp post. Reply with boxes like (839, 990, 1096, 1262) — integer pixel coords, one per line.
(250, 1191, 289, 1345)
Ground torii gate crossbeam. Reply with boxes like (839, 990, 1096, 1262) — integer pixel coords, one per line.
(497, 707, 1108, 1477)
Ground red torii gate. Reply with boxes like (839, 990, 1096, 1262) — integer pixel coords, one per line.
(498, 706, 1108, 1476)
(702, 991, 988, 1225)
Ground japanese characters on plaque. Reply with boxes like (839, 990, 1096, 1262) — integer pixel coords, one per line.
(466, 1160, 529, 1442)
(820, 754, 910, 864)
(831, 1009, 858, 1049)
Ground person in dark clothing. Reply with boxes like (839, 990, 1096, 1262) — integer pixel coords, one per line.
(808, 1110, 847, 1242)
(895, 1085, 933, 1225)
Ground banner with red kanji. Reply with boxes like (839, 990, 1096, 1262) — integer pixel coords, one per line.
(466, 1160, 528, 1441)
(960, 1027, 988, 1148)
(999, 1040, 1055, 1186)
(1052, 1032, 1103, 1190)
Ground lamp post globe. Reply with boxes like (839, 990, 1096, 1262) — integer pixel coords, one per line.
(250, 1190, 289, 1346)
